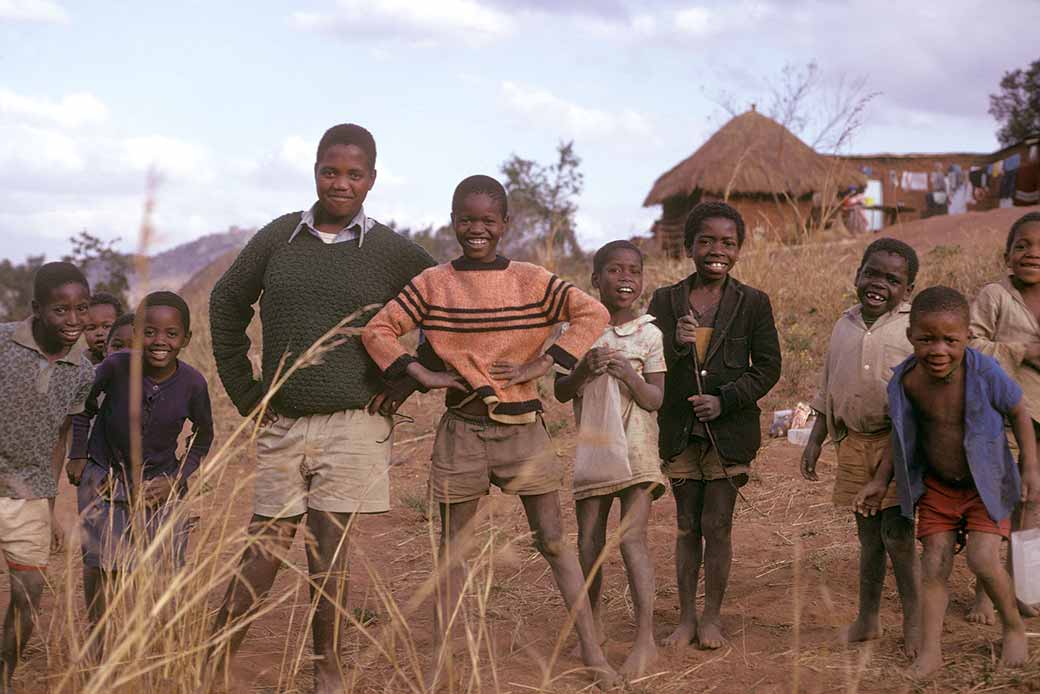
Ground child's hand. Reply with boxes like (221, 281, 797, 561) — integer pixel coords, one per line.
(407, 363, 468, 393)
(676, 314, 699, 346)
(1021, 467, 1040, 506)
(490, 355, 554, 388)
(585, 347, 613, 376)
(606, 354, 639, 386)
(66, 458, 88, 486)
(50, 511, 65, 554)
(854, 480, 887, 517)
(689, 394, 722, 421)
(142, 476, 175, 506)
(259, 407, 279, 429)
(800, 441, 822, 482)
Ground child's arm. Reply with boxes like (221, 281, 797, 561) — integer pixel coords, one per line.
(66, 360, 112, 485)
(1009, 399, 1040, 518)
(142, 382, 215, 505)
(800, 415, 828, 482)
(970, 285, 1040, 370)
(854, 445, 895, 517)
(553, 349, 609, 403)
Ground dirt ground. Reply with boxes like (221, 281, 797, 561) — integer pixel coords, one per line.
(14, 388, 1037, 694)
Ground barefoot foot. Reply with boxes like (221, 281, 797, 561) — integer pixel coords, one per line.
(967, 590, 996, 625)
(902, 616, 922, 659)
(662, 621, 697, 648)
(1001, 625, 1028, 667)
(697, 619, 725, 650)
(589, 663, 621, 690)
(1017, 599, 1039, 618)
(840, 615, 881, 644)
(620, 640, 658, 678)
(906, 649, 943, 680)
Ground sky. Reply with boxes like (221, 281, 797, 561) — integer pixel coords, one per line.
(2, 0, 1037, 261)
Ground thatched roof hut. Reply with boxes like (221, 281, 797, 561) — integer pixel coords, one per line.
(644, 109, 866, 253)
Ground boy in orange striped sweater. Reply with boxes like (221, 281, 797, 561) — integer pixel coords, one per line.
(362, 175, 615, 687)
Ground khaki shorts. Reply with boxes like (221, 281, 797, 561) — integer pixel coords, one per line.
(254, 410, 393, 517)
(0, 497, 50, 570)
(430, 410, 562, 504)
(663, 439, 750, 483)
(833, 430, 900, 510)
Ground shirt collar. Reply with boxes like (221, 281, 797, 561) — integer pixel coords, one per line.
(288, 204, 373, 247)
(11, 317, 89, 365)
(846, 301, 911, 329)
(610, 313, 655, 337)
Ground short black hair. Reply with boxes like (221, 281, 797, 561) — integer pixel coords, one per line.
(858, 237, 920, 284)
(1005, 212, 1040, 255)
(33, 261, 89, 304)
(107, 312, 135, 344)
(142, 291, 191, 332)
(910, 286, 969, 327)
(593, 240, 643, 274)
(451, 175, 508, 217)
(89, 291, 123, 316)
(683, 201, 746, 249)
(316, 123, 377, 170)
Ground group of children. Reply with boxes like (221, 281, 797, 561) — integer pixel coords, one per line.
(802, 212, 1040, 678)
(1, 118, 1038, 690)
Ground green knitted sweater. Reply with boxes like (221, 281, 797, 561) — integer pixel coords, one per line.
(209, 212, 436, 418)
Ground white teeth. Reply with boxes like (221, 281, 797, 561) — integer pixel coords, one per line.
(618, 287, 633, 293)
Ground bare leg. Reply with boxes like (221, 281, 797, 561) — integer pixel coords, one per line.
(617, 484, 658, 677)
(575, 495, 612, 644)
(698, 478, 740, 650)
(520, 492, 618, 688)
(880, 507, 922, 657)
(908, 532, 955, 679)
(305, 511, 354, 694)
(428, 499, 481, 692)
(842, 512, 884, 644)
(965, 532, 1028, 667)
(203, 514, 301, 687)
(663, 479, 704, 647)
(1, 568, 45, 688)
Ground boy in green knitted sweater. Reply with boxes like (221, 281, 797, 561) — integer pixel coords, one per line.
(205, 124, 435, 694)
(363, 175, 617, 689)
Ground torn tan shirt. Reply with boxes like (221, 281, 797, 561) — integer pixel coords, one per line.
(970, 278, 1040, 423)
(811, 303, 912, 443)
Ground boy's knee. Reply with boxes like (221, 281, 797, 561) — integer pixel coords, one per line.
(881, 515, 915, 548)
(533, 533, 566, 559)
(676, 512, 700, 539)
(619, 530, 648, 556)
(701, 511, 734, 540)
(966, 541, 1002, 579)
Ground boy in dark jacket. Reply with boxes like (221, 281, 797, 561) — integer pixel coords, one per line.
(648, 202, 781, 650)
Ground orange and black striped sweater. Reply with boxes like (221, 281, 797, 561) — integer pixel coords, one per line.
(362, 256, 609, 424)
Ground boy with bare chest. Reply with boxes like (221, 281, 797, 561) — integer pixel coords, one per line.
(857, 286, 1040, 678)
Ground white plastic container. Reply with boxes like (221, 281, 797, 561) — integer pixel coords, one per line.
(787, 427, 813, 447)
(1011, 527, 1040, 605)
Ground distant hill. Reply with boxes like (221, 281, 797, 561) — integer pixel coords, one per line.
(129, 226, 253, 299)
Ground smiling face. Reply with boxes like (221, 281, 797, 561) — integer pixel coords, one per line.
(314, 144, 376, 227)
(142, 305, 190, 379)
(83, 303, 118, 362)
(452, 192, 507, 263)
(907, 310, 969, 380)
(592, 248, 643, 314)
(1006, 222, 1040, 286)
(856, 250, 913, 321)
(32, 281, 90, 352)
(687, 217, 740, 281)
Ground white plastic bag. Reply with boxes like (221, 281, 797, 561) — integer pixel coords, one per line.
(573, 374, 632, 488)
(1012, 527, 1040, 605)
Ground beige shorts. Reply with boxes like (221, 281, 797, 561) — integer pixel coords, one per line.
(833, 430, 900, 510)
(254, 410, 393, 517)
(430, 410, 562, 504)
(663, 440, 750, 483)
(0, 497, 51, 570)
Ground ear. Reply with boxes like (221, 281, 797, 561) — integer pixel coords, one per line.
(684, 245, 694, 259)
(31, 299, 40, 317)
(182, 330, 192, 348)
(591, 272, 600, 290)
(905, 282, 915, 299)
(370, 168, 377, 188)
(906, 326, 913, 342)
(1005, 251, 1013, 269)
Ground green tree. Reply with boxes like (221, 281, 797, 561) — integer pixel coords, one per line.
(500, 141, 584, 270)
(0, 255, 46, 321)
(990, 59, 1040, 147)
(62, 230, 132, 307)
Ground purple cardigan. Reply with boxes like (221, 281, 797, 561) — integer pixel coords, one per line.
(69, 351, 213, 489)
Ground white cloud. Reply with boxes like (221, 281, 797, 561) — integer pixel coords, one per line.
(0, 0, 67, 23)
(0, 88, 107, 127)
(500, 81, 653, 142)
(120, 136, 214, 182)
(293, 0, 512, 45)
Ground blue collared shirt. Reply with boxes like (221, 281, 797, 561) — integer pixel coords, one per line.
(889, 348, 1022, 522)
(287, 204, 376, 247)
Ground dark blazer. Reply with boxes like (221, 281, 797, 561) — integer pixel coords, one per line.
(648, 274, 782, 464)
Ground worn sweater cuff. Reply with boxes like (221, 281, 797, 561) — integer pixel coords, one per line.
(384, 353, 417, 381)
(235, 381, 266, 418)
(546, 344, 578, 371)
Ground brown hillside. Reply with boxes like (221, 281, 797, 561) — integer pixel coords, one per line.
(883, 204, 1040, 253)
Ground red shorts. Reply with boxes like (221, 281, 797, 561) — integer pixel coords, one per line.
(916, 476, 1010, 539)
